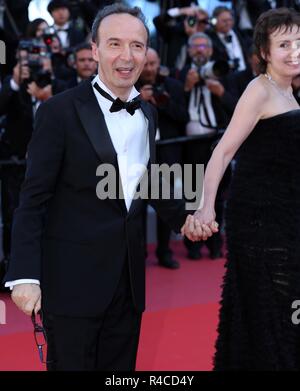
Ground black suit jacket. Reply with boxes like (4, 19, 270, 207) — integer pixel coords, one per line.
(230, 0, 271, 27)
(4, 80, 188, 317)
(207, 28, 249, 72)
(0, 78, 33, 158)
(223, 67, 255, 113)
(154, 76, 188, 166)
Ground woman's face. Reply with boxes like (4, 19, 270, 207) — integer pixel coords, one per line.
(267, 24, 300, 78)
(36, 22, 48, 38)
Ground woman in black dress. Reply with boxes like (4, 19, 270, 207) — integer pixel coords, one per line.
(194, 8, 300, 370)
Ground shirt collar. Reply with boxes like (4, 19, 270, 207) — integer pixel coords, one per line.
(218, 29, 234, 40)
(54, 22, 70, 30)
(92, 74, 139, 102)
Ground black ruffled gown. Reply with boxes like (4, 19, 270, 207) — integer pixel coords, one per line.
(214, 110, 300, 370)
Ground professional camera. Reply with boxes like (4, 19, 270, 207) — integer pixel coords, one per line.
(187, 15, 197, 27)
(18, 40, 52, 88)
(152, 66, 170, 106)
(228, 57, 240, 72)
(42, 27, 56, 47)
(197, 60, 230, 81)
(187, 15, 210, 28)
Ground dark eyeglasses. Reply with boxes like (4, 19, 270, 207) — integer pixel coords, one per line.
(31, 310, 52, 364)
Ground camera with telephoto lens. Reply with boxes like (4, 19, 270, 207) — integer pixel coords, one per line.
(197, 60, 230, 81)
(152, 66, 170, 106)
(187, 15, 197, 27)
(228, 57, 240, 72)
(18, 40, 52, 88)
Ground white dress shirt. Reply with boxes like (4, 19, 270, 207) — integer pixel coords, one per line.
(218, 30, 246, 71)
(53, 22, 70, 49)
(5, 74, 150, 289)
(186, 64, 217, 136)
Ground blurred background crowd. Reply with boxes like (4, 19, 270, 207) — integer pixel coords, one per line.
(1, 0, 300, 282)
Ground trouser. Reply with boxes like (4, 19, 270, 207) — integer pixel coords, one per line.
(42, 262, 142, 371)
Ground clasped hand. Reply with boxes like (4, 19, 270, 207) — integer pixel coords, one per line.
(181, 209, 219, 241)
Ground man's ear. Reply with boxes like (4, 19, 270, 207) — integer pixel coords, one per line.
(91, 41, 99, 63)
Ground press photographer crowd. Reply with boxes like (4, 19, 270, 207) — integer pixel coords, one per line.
(1, 0, 300, 284)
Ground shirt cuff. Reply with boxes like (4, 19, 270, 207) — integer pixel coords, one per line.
(5, 279, 40, 290)
(167, 7, 180, 17)
(10, 78, 20, 91)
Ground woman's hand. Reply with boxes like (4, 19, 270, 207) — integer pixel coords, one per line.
(194, 207, 219, 241)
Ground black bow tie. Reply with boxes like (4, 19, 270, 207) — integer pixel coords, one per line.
(56, 27, 69, 32)
(224, 34, 232, 43)
(93, 82, 141, 116)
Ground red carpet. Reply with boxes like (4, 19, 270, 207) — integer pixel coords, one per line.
(0, 240, 225, 371)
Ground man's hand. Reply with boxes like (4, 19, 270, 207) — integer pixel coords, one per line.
(139, 84, 157, 105)
(181, 209, 219, 241)
(27, 82, 53, 101)
(205, 79, 225, 97)
(11, 284, 41, 316)
(12, 63, 30, 86)
(184, 69, 200, 92)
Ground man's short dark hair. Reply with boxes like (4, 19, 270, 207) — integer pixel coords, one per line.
(254, 7, 300, 74)
(74, 43, 92, 57)
(91, 3, 150, 46)
(212, 6, 232, 19)
(47, 0, 70, 14)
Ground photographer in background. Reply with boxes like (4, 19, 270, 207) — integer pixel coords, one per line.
(207, 6, 249, 73)
(0, 0, 32, 78)
(0, 40, 64, 282)
(138, 48, 188, 269)
(153, 5, 210, 71)
(180, 32, 232, 260)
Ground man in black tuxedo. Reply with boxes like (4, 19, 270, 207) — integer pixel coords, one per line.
(47, 0, 86, 50)
(4, 4, 212, 371)
(207, 6, 249, 73)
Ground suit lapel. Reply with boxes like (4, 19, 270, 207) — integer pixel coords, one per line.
(74, 80, 117, 166)
(73, 80, 127, 214)
(128, 101, 157, 216)
(140, 100, 156, 164)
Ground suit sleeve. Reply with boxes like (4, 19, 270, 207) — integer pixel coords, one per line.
(4, 100, 65, 282)
(147, 104, 190, 233)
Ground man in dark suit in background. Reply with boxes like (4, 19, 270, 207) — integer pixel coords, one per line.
(207, 6, 249, 73)
(4, 4, 211, 371)
(65, 43, 97, 89)
(0, 44, 64, 283)
(138, 48, 189, 269)
(47, 0, 86, 50)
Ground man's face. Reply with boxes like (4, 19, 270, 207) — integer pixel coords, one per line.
(75, 49, 97, 79)
(215, 11, 234, 34)
(196, 11, 209, 33)
(140, 49, 160, 84)
(92, 13, 148, 97)
(188, 37, 212, 66)
(51, 7, 70, 26)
